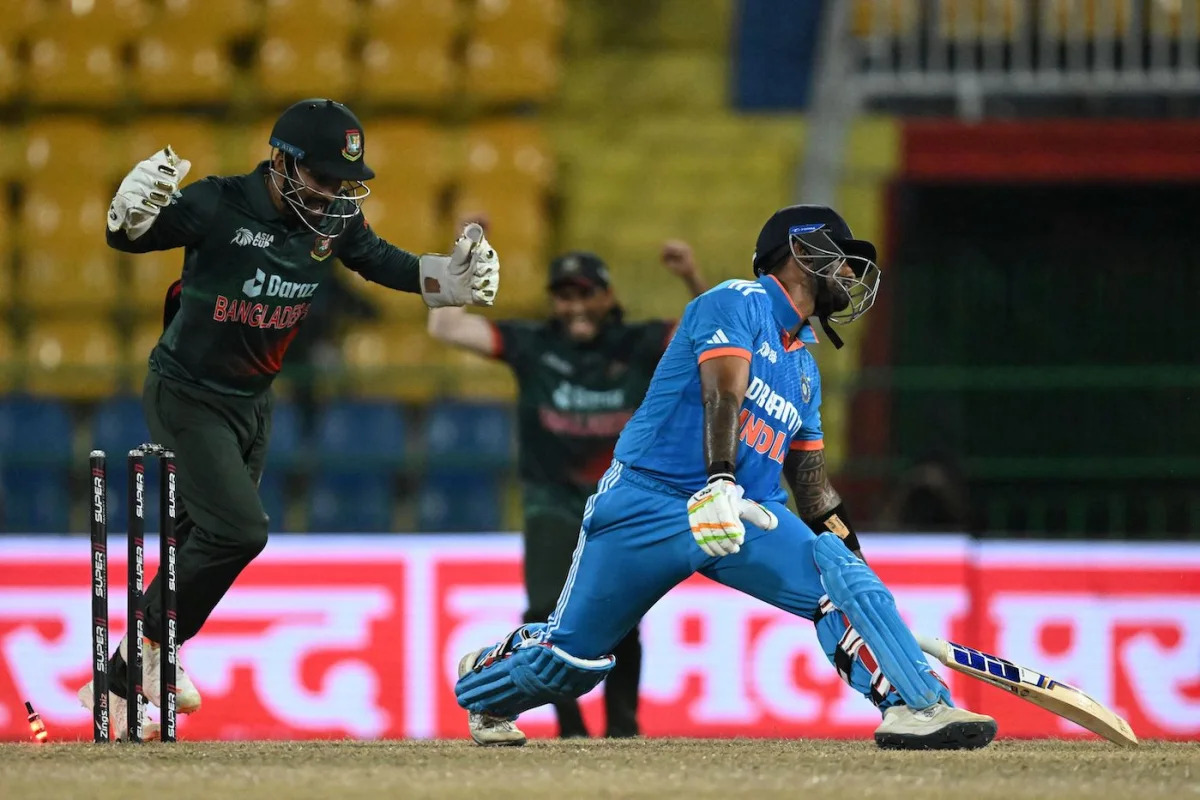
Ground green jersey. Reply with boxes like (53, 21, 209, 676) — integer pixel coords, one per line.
(108, 162, 420, 396)
(491, 315, 674, 515)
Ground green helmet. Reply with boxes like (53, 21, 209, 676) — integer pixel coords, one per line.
(268, 98, 373, 237)
(269, 98, 375, 181)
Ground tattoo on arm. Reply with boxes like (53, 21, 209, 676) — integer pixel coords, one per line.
(702, 387, 742, 471)
(783, 448, 842, 520)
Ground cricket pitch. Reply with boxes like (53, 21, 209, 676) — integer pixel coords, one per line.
(3, 739, 1196, 799)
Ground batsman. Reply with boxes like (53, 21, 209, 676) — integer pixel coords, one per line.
(455, 205, 998, 749)
(78, 98, 500, 737)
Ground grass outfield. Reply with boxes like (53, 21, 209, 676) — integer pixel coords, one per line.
(3, 739, 1196, 799)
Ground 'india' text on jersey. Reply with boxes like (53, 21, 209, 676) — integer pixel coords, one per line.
(614, 275, 824, 504)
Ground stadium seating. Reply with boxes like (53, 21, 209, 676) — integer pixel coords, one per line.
(419, 399, 509, 530)
(122, 117, 220, 174)
(131, 37, 235, 106)
(21, 117, 116, 182)
(16, 182, 118, 312)
(25, 321, 121, 399)
(0, 325, 13, 393)
(360, 0, 460, 105)
(308, 470, 394, 532)
(418, 471, 502, 532)
(464, 35, 560, 105)
(157, 0, 260, 42)
(315, 400, 407, 468)
(0, 43, 18, 104)
(425, 400, 513, 465)
(128, 250, 185, 317)
(0, 397, 73, 532)
(341, 321, 446, 402)
(25, 4, 137, 107)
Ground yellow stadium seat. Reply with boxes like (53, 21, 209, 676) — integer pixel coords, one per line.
(263, 0, 357, 38)
(364, 0, 460, 39)
(128, 249, 184, 316)
(0, 323, 14, 391)
(25, 0, 146, 106)
(120, 117, 221, 174)
(25, 320, 121, 399)
(464, 119, 554, 187)
(342, 321, 445, 402)
(364, 182, 441, 261)
(464, 34, 560, 104)
(17, 182, 117, 310)
(159, 0, 259, 42)
(257, 37, 353, 105)
(364, 120, 449, 186)
(470, 0, 564, 40)
(132, 37, 234, 106)
(128, 319, 164, 384)
(0, 0, 45, 44)
(21, 117, 116, 183)
(227, 121, 275, 173)
(360, 38, 457, 106)
(0, 43, 18, 105)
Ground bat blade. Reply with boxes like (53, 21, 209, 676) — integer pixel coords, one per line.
(917, 634, 1138, 748)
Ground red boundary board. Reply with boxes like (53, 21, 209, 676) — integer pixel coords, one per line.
(901, 119, 1200, 182)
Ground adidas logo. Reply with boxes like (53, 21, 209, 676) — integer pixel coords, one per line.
(706, 329, 731, 346)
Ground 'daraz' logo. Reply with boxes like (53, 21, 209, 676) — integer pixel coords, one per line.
(243, 268, 266, 298)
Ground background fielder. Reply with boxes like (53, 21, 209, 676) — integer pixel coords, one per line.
(453, 205, 998, 750)
(78, 98, 499, 738)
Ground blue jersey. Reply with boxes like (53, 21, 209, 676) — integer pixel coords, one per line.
(614, 274, 825, 503)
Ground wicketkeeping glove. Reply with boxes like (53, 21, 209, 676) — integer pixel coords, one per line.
(419, 223, 500, 308)
(107, 146, 191, 241)
(688, 476, 778, 557)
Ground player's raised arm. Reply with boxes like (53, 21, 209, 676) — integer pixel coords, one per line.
(660, 239, 708, 297)
(105, 147, 219, 253)
(427, 306, 497, 356)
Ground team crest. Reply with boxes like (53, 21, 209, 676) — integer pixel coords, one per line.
(341, 129, 363, 162)
(801, 374, 812, 404)
(311, 235, 333, 261)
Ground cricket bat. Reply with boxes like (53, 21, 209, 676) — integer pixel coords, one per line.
(917, 634, 1139, 747)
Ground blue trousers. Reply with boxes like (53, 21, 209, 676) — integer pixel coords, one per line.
(544, 463, 919, 712)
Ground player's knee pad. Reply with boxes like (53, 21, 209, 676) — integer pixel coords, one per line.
(455, 626, 615, 718)
(812, 533, 951, 709)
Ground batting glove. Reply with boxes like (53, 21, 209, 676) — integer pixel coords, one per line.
(687, 476, 778, 558)
(107, 146, 191, 241)
(419, 223, 500, 308)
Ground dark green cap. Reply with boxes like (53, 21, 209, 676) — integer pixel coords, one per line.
(269, 98, 375, 182)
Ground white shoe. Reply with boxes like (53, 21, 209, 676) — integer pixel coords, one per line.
(77, 680, 160, 741)
(457, 647, 527, 747)
(120, 635, 202, 714)
(874, 701, 996, 750)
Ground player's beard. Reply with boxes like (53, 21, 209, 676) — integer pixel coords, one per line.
(813, 274, 852, 319)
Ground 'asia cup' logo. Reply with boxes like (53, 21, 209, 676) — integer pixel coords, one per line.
(342, 129, 362, 162)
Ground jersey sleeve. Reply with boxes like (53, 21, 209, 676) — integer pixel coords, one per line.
(687, 286, 757, 364)
(105, 177, 221, 253)
(490, 319, 541, 370)
(790, 360, 825, 451)
(335, 215, 421, 294)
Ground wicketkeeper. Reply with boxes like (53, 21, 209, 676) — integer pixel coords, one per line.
(78, 98, 500, 738)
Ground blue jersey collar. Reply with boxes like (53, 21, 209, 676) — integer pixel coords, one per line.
(758, 274, 817, 348)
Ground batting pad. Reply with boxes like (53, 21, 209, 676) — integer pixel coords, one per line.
(813, 533, 951, 710)
(456, 643, 615, 718)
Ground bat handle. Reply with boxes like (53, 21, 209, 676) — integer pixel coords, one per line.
(915, 633, 947, 659)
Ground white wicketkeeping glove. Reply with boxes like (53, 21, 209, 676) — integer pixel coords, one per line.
(419, 223, 500, 308)
(687, 476, 778, 557)
(107, 146, 191, 241)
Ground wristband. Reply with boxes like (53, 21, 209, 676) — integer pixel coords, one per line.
(806, 502, 860, 552)
(706, 461, 735, 483)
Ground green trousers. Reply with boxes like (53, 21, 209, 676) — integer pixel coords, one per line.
(524, 500, 642, 738)
(138, 371, 274, 645)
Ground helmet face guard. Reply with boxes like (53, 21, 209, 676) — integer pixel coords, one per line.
(788, 226, 881, 324)
(268, 152, 370, 238)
